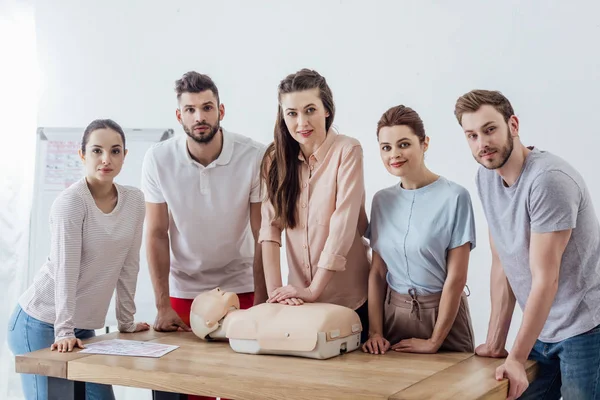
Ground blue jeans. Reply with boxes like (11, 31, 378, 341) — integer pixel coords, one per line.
(521, 324, 600, 400)
(7, 304, 115, 400)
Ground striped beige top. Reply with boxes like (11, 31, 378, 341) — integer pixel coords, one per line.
(19, 178, 145, 341)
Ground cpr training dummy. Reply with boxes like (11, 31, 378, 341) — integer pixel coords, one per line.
(190, 288, 362, 359)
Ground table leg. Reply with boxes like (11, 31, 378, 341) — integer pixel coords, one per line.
(48, 377, 86, 400)
(152, 390, 187, 400)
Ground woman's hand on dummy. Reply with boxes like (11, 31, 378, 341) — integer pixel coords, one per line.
(362, 333, 390, 355)
(278, 297, 305, 305)
(51, 337, 85, 353)
(267, 285, 315, 304)
(266, 287, 304, 305)
(391, 338, 440, 354)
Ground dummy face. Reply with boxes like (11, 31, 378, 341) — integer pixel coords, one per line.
(280, 88, 330, 153)
(461, 105, 518, 170)
(191, 288, 240, 327)
(176, 91, 225, 144)
(378, 125, 428, 178)
(79, 128, 127, 183)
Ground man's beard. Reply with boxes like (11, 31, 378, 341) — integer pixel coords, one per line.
(183, 121, 220, 144)
(476, 129, 513, 170)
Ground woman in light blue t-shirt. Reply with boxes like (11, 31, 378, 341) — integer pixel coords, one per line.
(362, 105, 476, 355)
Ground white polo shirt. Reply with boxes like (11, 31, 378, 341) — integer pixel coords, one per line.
(141, 129, 266, 298)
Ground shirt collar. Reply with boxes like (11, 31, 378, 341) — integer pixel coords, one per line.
(297, 128, 338, 163)
(179, 128, 234, 167)
(215, 128, 234, 165)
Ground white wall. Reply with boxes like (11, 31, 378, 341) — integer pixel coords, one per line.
(1, 1, 39, 399)
(7, 0, 600, 398)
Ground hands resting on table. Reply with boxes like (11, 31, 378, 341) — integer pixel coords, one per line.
(50, 322, 151, 353)
(476, 343, 529, 400)
(362, 333, 440, 355)
(154, 306, 193, 332)
(362, 336, 528, 400)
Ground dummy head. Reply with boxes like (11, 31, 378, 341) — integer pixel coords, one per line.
(190, 288, 240, 340)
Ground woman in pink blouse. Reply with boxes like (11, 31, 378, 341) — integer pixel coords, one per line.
(259, 68, 370, 342)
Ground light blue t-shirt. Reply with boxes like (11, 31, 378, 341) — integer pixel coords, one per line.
(367, 176, 476, 295)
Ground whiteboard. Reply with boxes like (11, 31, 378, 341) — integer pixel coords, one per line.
(28, 127, 174, 328)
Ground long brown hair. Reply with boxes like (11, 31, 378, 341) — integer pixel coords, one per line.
(261, 68, 335, 229)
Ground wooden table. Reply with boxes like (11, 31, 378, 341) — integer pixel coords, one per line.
(16, 329, 537, 399)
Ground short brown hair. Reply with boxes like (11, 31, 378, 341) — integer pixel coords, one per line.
(454, 89, 514, 125)
(175, 71, 220, 103)
(376, 105, 425, 143)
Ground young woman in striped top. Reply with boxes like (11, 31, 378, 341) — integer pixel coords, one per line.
(7, 119, 149, 400)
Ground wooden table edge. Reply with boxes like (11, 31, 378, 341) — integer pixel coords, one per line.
(15, 351, 92, 379)
(14, 329, 170, 379)
(388, 355, 538, 400)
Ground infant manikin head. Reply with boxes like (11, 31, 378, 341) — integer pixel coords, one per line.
(190, 288, 240, 340)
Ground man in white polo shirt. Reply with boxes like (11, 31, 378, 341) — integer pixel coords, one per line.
(142, 71, 267, 334)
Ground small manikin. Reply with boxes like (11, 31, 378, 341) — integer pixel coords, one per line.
(190, 288, 362, 359)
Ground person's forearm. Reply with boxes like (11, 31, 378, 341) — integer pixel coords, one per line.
(147, 234, 172, 310)
(430, 276, 465, 347)
(367, 268, 387, 336)
(486, 262, 516, 352)
(307, 267, 335, 300)
(262, 241, 282, 294)
(509, 278, 558, 363)
(252, 242, 268, 303)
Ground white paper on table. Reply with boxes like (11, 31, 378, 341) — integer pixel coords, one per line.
(79, 339, 179, 358)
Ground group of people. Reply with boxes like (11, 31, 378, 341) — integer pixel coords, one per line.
(7, 68, 600, 400)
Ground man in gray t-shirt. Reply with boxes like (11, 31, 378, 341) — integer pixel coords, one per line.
(455, 89, 600, 400)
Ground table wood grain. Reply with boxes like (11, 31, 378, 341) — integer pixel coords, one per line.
(16, 329, 537, 399)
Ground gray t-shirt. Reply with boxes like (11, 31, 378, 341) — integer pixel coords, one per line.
(367, 176, 476, 295)
(476, 147, 600, 342)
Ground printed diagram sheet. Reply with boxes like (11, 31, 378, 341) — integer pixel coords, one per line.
(80, 339, 179, 358)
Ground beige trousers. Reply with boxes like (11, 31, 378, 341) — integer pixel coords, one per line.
(383, 288, 475, 353)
